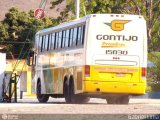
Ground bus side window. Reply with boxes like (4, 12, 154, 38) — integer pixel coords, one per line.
(54, 33, 57, 49)
(56, 32, 59, 49)
(61, 31, 64, 48)
(77, 26, 82, 46)
(69, 28, 74, 47)
(73, 27, 77, 46)
(45, 35, 48, 51)
(77, 25, 84, 45)
(65, 29, 69, 48)
(51, 33, 55, 50)
(48, 34, 51, 51)
(62, 30, 66, 48)
(41, 36, 44, 52)
(38, 36, 42, 52)
(81, 25, 85, 45)
(68, 29, 71, 47)
(58, 31, 62, 49)
(42, 35, 46, 52)
(35, 35, 39, 51)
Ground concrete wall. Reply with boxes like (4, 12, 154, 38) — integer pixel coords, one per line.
(5, 59, 34, 97)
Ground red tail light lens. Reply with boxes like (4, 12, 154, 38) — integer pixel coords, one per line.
(85, 65, 90, 76)
(142, 67, 146, 77)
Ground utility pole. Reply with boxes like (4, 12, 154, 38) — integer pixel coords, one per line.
(75, 0, 80, 19)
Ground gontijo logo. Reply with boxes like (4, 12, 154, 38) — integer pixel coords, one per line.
(105, 20, 130, 31)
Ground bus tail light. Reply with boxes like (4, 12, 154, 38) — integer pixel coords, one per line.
(142, 67, 146, 77)
(85, 65, 90, 77)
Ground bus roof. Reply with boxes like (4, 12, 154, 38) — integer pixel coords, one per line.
(36, 14, 144, 35)
(37, 15, 89, 35)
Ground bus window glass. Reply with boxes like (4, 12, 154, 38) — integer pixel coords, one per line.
(65, 30, 69, 48)
(62, 30, 66, 48)
(41, 36, 45, 52)
(42, 35, 46, 52)
(73, 27, 77, 46)
(55, 32, 59, 49)
(38, 36, 42, 52)
(48, 34, 51, 50)
(77, 26, 82, 45)
(69, 28, 74, 47)
(58, 31, 62, 48)
(81, 25, 85, 45)
(51, 33, 55, 50)
(45, 35, 48, 51)
(35, 35, 39, 50)
(56, 32, 59, 49)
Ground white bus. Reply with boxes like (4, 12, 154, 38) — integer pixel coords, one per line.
(28, 14, 147, 104)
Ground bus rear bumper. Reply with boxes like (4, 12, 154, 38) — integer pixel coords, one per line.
(84, 81, 146, 95)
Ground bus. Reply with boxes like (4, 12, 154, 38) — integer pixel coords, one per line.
(28, 14, 147, 104)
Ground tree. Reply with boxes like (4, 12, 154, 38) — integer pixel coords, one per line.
(0, 7, 54, 59)
(148, 52, 160, 92)
(0, 23, 9, 42)
(51, 0, 137, 18)
(126, 0, 160, 51)
(50, 0, 74, 23)
(145, 0, 160, 51)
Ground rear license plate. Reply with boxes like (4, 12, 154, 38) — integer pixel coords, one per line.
(116, 73, 126, 77)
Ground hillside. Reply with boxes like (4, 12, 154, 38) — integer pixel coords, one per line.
(0, 0, 66, 21)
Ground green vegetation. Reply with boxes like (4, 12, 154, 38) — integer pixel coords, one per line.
(0, 8, 55, 59)
(147, 52, 160, 92)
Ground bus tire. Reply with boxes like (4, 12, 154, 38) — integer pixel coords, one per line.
(106, 96, 117, 104)
(106, 95, 129, 104)
(118, 95, 129, 104)
(68, 78, 75, 103)
(74, 96, 90, 104)
(63, 80, 70, 103)
(37, 81, 49, 103)
(68, 77, 90, 104)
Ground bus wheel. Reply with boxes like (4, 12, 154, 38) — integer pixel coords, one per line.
(37, 81, 49, 103)
(68, 78, 90, 104)
(118, 95, 129, 104)
(106, 96, 117, 104)
(68, 79, 75, 103)
(106, 95, 129, 104)
(63, 80, 70, 103)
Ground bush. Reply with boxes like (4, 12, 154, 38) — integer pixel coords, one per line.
(147, 52, 160, 92)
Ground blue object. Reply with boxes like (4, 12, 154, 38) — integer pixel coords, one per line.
(147, 61, 155, 67)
